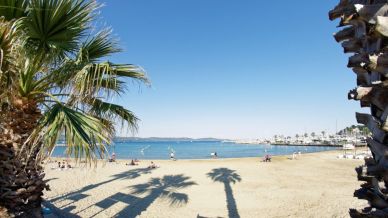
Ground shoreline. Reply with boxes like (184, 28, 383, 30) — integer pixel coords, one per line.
(47, 149, 348, 163)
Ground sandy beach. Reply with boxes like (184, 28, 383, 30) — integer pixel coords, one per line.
(43, 151, 367, 218)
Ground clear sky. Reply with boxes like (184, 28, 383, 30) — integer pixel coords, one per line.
(99, 0, 367, 139)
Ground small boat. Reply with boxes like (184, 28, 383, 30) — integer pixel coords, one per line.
(343, 143, 355, 150)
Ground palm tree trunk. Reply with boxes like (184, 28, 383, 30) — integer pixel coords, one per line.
(0, 102, 49, 218)
(329, 1, 388, 217)
(224, 182, 240, 218)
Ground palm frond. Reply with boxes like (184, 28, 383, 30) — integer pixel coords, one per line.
(0, 0, 27, 21)
(16, 0, 99, 56)
(87, 98, 139, 131)
(114, 64, 149, 83)
(98, 77, 125, 94)
(0, 17, 19, 108)
(0, 18, 15, 86)
(30, 103, 112, 162)
(72, 62, 148, 98)
(80, 29, 121, 62)
(49, 58, 80, 89)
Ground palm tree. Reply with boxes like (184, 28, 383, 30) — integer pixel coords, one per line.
(207, 168, 241, 218)
(0, 1, 148, 217)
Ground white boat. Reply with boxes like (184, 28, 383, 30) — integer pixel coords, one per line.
(343, 143, 355, 150)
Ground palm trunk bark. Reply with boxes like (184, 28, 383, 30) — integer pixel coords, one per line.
(0, 101, 49, 218)
(329, 1, 388, 217)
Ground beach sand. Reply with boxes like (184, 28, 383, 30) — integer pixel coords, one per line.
(43, 151, 367, 218)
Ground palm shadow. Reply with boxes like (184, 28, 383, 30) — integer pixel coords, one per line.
(48, 167, 154, 212)
(115, 174, 197, 217)
(207, 168, 241, 218)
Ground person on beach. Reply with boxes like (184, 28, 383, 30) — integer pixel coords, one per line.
(148, 161, 157, 169)
(170, 152, 176, 160)
(51, 161, 61, 170)
(109, 153, 116, 162)
(126, 159, 138, 166)
(263, 154, 271, 162)
(292, 152, 297, 160)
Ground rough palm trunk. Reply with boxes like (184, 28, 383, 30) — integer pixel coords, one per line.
(0, 100, 49, 218)
(329, 0, 388, 217)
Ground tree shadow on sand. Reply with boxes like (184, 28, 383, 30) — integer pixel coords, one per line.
(48, 167, 154, 212)
(207, 168, 241, 218)
(114, 174, 197, 217)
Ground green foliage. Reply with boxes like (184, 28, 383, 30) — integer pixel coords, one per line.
(337, 125, 370, 136)
(31, 103, 113, 160)
(17, 0, 97, 56)
(0, 0, 148, 162)
(0, 0, 27, 20)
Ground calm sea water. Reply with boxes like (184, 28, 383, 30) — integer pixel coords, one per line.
(51, 140, 339, 160)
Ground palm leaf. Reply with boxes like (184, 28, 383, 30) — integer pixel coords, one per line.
(30, 103, 112, 162)
(72, 62, 148, 99)
(0, 17, 19, 108)
(0, 18, 15, 87)
(16, 0, 98, 56)
(0, 0, 27, 21)
(87, 98, 139, 131)
(80, 29, 121, 62)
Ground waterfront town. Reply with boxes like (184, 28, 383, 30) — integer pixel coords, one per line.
(233, 125, 369, 146)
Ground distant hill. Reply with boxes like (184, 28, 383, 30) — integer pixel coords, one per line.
(57, 136, 224, 143)
(337, 125, 370, 135)
(113, 137, 223, 142)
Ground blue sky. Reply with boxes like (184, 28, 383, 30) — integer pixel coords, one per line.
(100, 0, 367, 139)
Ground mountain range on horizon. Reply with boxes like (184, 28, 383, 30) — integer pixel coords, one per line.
(113, 137, 225, 142)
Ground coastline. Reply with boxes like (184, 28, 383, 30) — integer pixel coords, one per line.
(49, 148, 344, 162)
(269, 143, 342, 147)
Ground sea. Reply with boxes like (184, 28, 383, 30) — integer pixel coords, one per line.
(51, 139, 339, 160)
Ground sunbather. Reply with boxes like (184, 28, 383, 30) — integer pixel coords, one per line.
(148, 161, 157, 169)
(263, 154, 271, 162)
(126, 159, 138, 166)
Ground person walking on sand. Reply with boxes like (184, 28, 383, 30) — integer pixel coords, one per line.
(292, 152, 297, 160)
